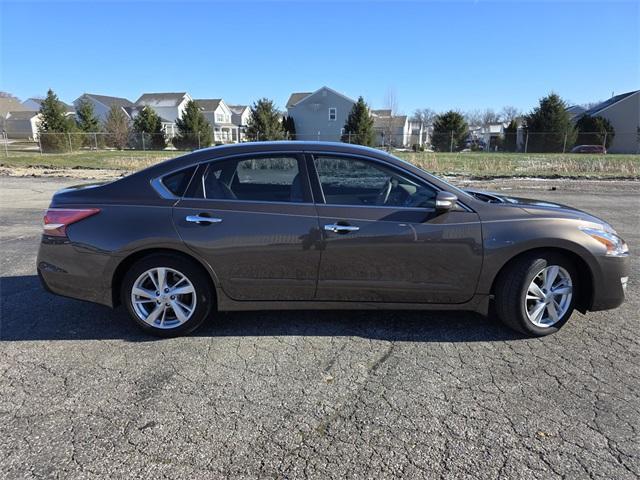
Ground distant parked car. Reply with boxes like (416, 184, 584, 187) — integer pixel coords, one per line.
(571, 145, 606, 154)
(38, 142, 629, 337)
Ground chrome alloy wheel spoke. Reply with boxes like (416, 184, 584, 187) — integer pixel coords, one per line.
(524, 265, 573, 328)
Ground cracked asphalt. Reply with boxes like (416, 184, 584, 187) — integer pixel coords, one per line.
(1, 176, 638, 479)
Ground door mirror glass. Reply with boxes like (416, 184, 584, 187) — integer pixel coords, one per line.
(435, 191, 458, 212)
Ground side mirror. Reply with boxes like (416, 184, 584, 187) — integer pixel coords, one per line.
(435, 191, 458, 212)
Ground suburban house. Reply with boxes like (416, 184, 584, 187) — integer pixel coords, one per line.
(0, 96, 29, 132)
(371, 110, 424, 148)
(229, 104, 251, 141)
(194, 99, 240, 143)
(73, 93, 134, 123)
(22, 97, 74, 114)
(571, 90, 639, 153)
(4, 111, 42, 139)
(134, 92, 192, 138)
(286, 86, 356, 142)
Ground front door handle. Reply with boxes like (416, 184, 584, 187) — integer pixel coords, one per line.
(186, 215, 222, 225)
(324, 223, 360, 234)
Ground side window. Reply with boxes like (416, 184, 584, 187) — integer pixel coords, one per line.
(328, 108, 337, 121)
(199, 156, 306, 203)
(314, 156, 437, 208)
(161, 166, 196, 196)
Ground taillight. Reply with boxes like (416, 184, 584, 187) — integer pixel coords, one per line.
(43, 208, 100, 237)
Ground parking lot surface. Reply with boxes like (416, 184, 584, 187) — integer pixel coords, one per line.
(1, 176, 638, 479)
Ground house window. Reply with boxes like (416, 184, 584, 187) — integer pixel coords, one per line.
(328, 108, 337, 121)
(215, 113, 225, 123)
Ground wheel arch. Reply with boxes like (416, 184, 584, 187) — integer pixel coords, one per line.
(489, 247, 594, 313)
(111, 247, 219, 308)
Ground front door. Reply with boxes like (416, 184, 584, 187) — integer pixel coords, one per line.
(173, 153, 322, 301)
(310, 154, 483, 304)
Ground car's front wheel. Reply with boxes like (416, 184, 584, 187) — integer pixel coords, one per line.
(121, 254, 213, 337)
(495, 252, 577, 336)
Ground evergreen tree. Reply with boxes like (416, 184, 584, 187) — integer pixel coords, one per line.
(503, 119, 519, 152)
(575, 115, 615, 149)
(75, 99, 100, 132)
(341, 97, 375, 146)
(524, 93, 577, 152)
(283, 115, 296, 139)
(38, 89, 79, 152)
(104, 104, 130, 150)
(245, 98, 285, 141)
(431, 111, 469, 152)
(133, 106, 166, 150)
(172, 100, 212, 150)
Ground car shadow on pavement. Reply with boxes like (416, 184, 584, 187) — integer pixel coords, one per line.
(1, 275, 524, 342)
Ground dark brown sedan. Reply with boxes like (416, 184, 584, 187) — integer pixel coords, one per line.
(37, 142, 629, 337)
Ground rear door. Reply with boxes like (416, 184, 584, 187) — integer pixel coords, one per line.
(309, 153, 483, 304)
(173, 153, 322, 301)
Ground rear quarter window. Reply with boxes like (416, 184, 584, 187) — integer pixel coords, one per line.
(162, 166, 197, 196)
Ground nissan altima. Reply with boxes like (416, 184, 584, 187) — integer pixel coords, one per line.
(37, 142, 629, 337)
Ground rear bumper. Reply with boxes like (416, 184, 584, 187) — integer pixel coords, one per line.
(589, 254, 630, 311)
(37, 235, 115, 307)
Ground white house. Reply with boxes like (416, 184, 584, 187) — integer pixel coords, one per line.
(372, 110, 423, 148)
(134, 92, 192, 138)
(4, 111, 42, 139)
(73, 93, 134, 123)
(229, 104, 251, 141)
(194, 99, 239, 143)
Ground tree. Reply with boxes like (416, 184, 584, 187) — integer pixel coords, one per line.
(104, 104, 130, 150)
(282, 115, 296, 139)
(431, 111, 468, 152)
(411, 108, 436, 127)
(133, 106, 166, 150)
(575, 115, 615, 149)
(38, 89, 79, 152)
(501, 106, 522, 124)
(464, 110, 482, 127)
(480, 108, 501, 127)
(172, 100, 212, 150)
(341, 96, 375, 146)
(245, 98, 285, 141)
(524, 93, 577, 152)
(503, 119, 519, 152)
(75, 99, 100, 132)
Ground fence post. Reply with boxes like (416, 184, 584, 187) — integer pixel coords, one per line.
(450, 131, 454, 153)
(524, 131, 529, 153)
(602, 132, 607, 152)
(141, 133, 145, 151)
(562, 131, 568, 153)
(38, 133, 43, 155)
(3, 132, 8, 158)
(67, 132, 72, 152)
(256, 131, 259, 141)
(198, 132, 201, 149)
(94, 132, 98, 150)
(348, 132, 352, 144)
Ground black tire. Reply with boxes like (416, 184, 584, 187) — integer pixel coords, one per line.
(494, 252, 578, 336)
(121, 253, 213, 337)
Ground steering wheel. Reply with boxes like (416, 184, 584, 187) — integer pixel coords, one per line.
(376, 178, 393, 205)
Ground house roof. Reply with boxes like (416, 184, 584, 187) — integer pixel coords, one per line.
(228, 104, 249, 114)
(79, 93, 133, 109)
(286, 92, 312, 108)
(583, 90, 639, 117)
(373, 115, 408, 129)
(371, 109, 392, 117)
(135, 92, 188, 107)
(0, 97, 28, 117)
(195, 99, 223, 111)
(6, 110, 40, 121)
(24, 97, 74, 112)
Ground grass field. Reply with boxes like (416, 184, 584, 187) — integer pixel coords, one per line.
(2, 148, 640, 179)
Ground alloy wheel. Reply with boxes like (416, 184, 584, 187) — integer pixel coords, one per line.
(131, 267, 197, 329)
(524, 265, 573, 328)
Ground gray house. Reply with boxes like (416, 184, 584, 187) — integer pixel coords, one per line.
(286, 86, 356, 141)
(574, 90, 639, 154)
(73, 93, 134, 123)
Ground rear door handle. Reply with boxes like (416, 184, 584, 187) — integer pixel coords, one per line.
(324, 223, 360, 234)
(186, 215, 222, 225)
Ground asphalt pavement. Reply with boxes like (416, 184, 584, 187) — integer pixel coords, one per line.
(1, 176, 638, 479)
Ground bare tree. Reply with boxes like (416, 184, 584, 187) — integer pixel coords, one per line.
(480, 108, 501, 127)
(381, 88, 399, 146)
(501, 105, 522, 124)
(411, 108, 436, 127)
(464, 109, 482, 127)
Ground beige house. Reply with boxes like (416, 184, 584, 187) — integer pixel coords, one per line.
(4, 111, 42, 139)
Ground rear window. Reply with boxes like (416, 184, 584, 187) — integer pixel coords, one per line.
(162, 166, 196, 196)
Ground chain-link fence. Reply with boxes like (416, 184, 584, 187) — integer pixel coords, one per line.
(1, 130, 638, 156)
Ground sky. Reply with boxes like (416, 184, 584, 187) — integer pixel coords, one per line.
(1, 0, 638, 115)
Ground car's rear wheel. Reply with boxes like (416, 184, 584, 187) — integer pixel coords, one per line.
(121, 254, 213, 337)
(494, 252, 577, 336)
